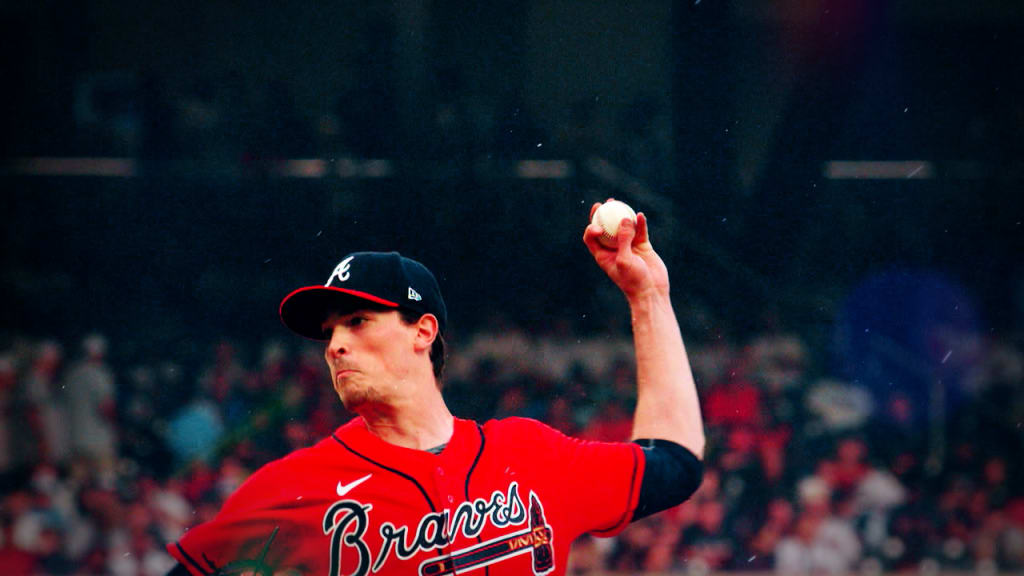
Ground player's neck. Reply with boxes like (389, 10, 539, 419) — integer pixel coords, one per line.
(358, 385, 454, 451)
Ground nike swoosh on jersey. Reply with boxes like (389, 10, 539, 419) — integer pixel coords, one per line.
(336, 473, 373, 497)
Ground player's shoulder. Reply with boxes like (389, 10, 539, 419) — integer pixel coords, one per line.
(264, 431, 351, 475)
(217, 435, 346, 516)
(481, 416, 570, 442)
(482, 415, 547, 431)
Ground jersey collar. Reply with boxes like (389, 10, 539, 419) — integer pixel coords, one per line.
(333, 417, 483, 477)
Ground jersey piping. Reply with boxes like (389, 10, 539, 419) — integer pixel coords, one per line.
(592, 446, 640, 535)
(175, 542, 210, 576)
(465, 422, 489, 576)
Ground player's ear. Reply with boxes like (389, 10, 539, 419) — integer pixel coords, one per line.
(413, 313, 439, 352)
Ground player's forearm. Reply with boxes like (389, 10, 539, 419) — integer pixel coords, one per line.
(627, 288, 705, 458)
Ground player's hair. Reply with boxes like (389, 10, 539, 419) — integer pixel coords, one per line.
(397, 308, 447, 383)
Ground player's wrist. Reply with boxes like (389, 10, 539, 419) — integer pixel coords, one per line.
(625, 285, 670, 310)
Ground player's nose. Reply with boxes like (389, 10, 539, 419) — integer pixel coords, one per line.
(325, 325, 349, 359)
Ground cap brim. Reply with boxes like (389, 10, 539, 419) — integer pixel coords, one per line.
(279, 286, 399, 340)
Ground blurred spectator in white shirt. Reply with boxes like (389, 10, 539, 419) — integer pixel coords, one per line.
(805, 378, 874, 435)
(64, 335, 117, 471)
(777, 475, 863, 574)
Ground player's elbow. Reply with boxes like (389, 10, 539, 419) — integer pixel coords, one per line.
(688, 432, 707, 461)
(631, 439, 705, 521)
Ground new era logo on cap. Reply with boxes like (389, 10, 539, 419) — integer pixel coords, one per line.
(279, 251, 447, 340)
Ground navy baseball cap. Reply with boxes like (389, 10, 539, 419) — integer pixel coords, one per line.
(279, 251, 447, 340)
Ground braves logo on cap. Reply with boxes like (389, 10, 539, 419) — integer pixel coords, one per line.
(327, 256, 355, 285)
(280, 251, 449, 340)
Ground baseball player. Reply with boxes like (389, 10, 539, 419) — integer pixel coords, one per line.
(165, 202, 705, 576)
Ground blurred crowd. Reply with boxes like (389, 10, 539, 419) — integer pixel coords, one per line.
(1, 320, 1022, 575)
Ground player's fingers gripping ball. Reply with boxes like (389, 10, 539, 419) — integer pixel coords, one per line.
(591, 200, 638, 248)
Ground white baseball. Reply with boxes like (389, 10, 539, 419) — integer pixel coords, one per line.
(591, 200, 637, 248)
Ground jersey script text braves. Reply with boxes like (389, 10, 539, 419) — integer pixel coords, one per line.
(168, 417, 645, 576)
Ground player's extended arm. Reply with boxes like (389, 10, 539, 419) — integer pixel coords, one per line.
(582, 202, 706, 458)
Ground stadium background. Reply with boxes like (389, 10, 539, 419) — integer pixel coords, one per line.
(2, 1, 1022, 574)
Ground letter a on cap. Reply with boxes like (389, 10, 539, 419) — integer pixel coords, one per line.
(408, 287, 422, 301)
(327, 256, 355, 285)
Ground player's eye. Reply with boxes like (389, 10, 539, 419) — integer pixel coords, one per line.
(347, 316, 366, 327)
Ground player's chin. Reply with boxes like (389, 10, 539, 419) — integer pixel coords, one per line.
(335, 381, 373, 410)
(337, 394, 360, 411)
(336, 388, 365, 411)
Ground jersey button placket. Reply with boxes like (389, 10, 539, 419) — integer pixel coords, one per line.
(431, 464, 458, 563)
(434, 466, 455, 506)
(433, 466, 452, 505)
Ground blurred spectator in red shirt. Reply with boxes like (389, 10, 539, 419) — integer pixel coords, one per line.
(24, 341, 70, 465)
(748, 498, 795, 570)
(198, 340, 247, 404)
(580, 399, 633, 442)
(704, 361, 762, 430)
(0, 527, 37, 575)
(819, 437, 871, 499)
(0, 354, 16, 473)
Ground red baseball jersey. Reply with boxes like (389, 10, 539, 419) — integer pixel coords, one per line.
(168, 416, 645, 575)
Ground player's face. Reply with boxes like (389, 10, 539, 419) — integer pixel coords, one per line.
(321, 308, 419, 410)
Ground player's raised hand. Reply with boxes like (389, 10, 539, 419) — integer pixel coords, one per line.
(583, 200, 669, 300)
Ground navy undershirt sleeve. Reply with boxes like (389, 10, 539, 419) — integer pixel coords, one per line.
(631, 439, 704, 521)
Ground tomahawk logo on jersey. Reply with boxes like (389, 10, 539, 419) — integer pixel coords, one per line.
(168, 417, 644, 576)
